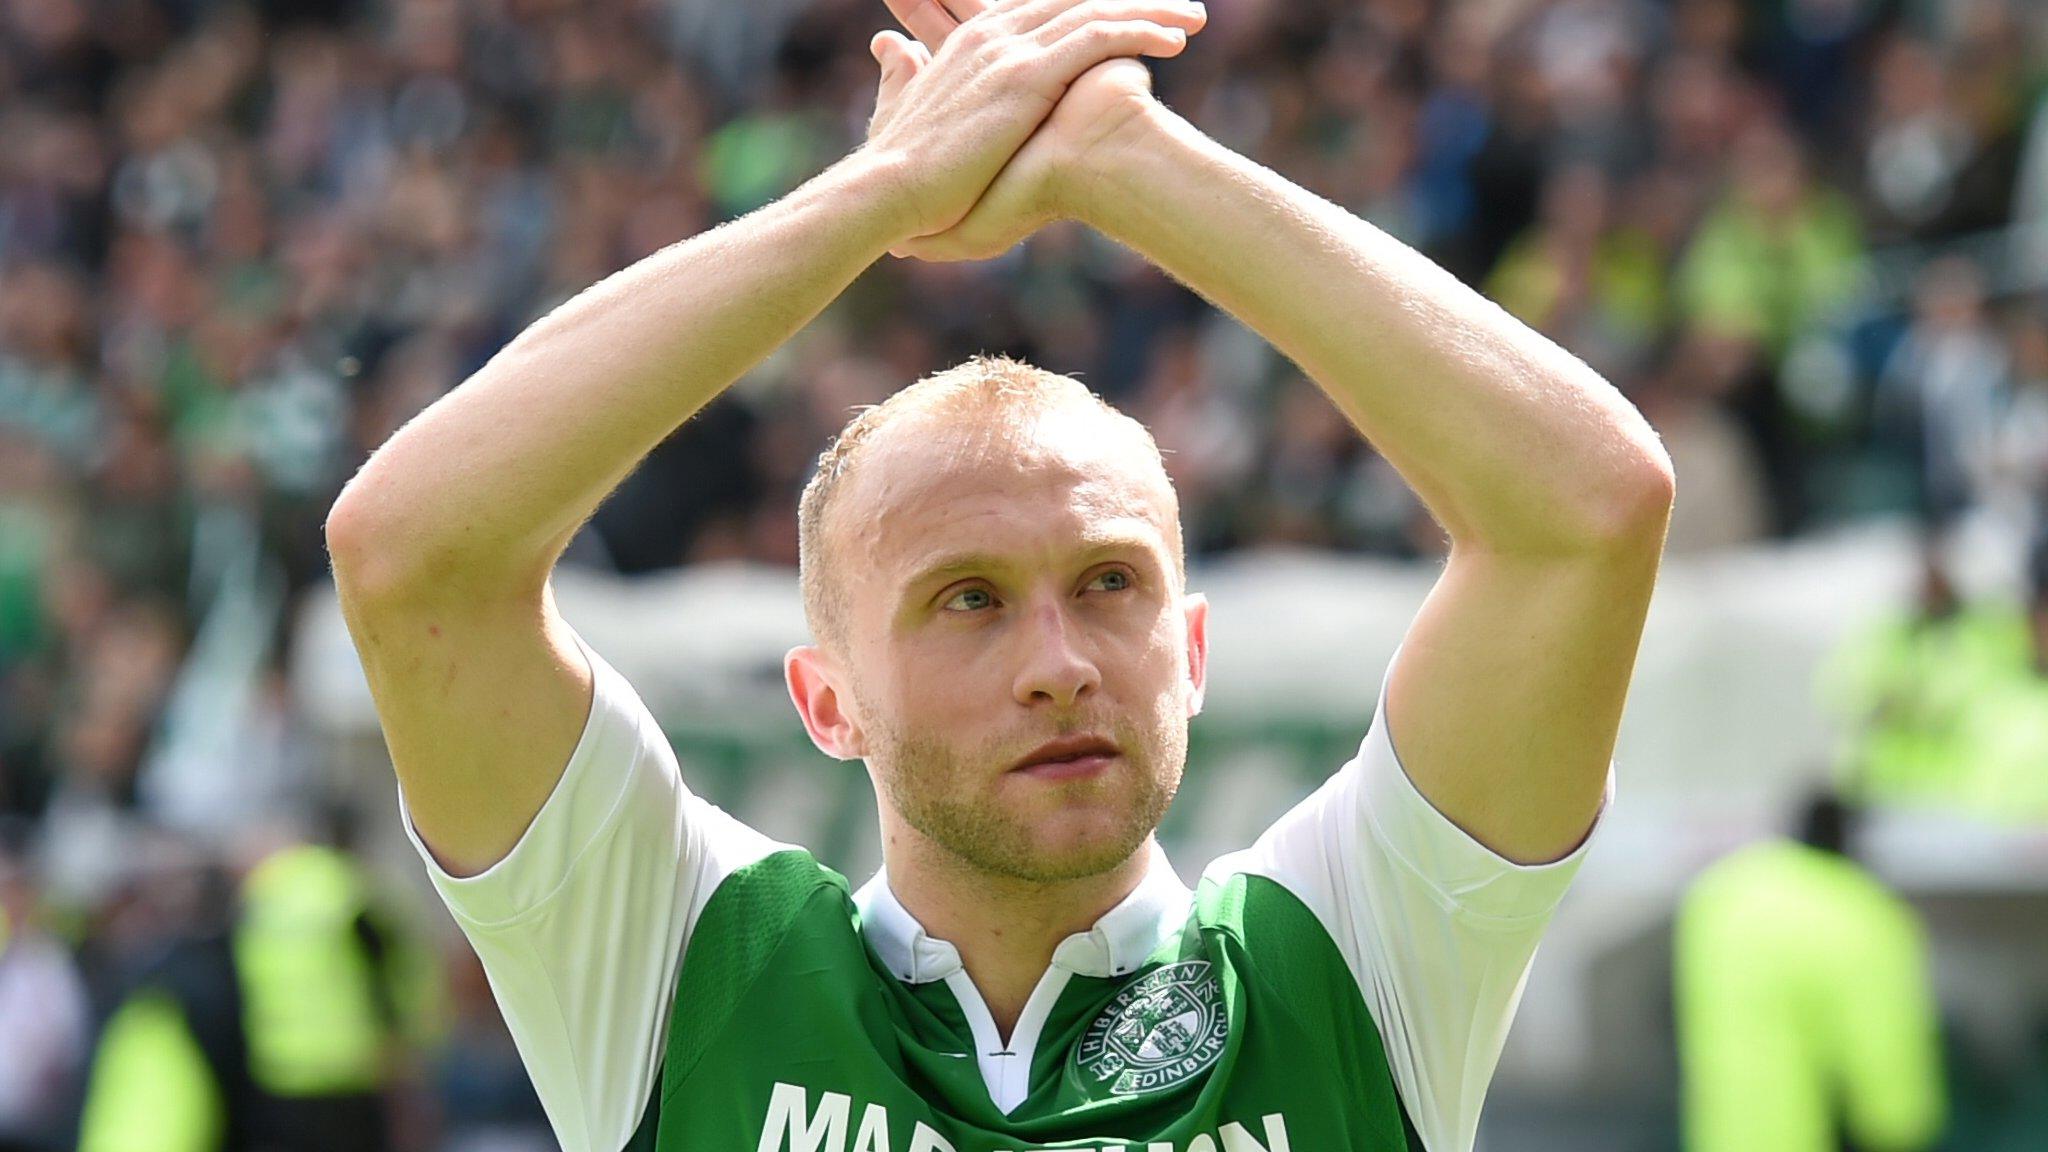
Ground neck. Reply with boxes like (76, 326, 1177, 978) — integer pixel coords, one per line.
(885, 835, 1154, 1043)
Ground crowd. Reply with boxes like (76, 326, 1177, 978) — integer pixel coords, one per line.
(1, 0, 2046, 1147)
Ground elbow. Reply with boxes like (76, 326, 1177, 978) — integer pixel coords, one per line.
(1583, 436, 1676, 552)
(325, 486, 411, 605)
(325, 481, 549, 609)
(325, 479, 447, 606)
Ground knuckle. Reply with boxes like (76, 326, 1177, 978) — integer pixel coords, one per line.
(1044, 2, 1096, 36)
(959, 19, 999, 49)
(989, 54, 1032, 84)
(1054, 2, 1101, 33)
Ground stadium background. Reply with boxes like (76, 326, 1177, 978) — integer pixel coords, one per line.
(3, 0, 2048, 1148)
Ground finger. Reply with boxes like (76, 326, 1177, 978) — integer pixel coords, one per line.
(932, 0, 991, 19)
(1004, 0, 1202, 35)
(869, 33, 915, 116)
(1042, 17, 1194, 72)
(883, 0, 961, 50)
(1031, 0, 1206, 44)
(871, 30, 928, 87)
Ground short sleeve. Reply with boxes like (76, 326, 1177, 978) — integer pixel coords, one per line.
(1203, 653, 1610, 1152)
(397, 631, 785, 1152)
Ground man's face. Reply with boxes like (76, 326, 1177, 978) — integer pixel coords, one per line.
(815, 406, 1207, 883)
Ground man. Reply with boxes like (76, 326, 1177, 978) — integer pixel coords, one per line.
(1675, 792, 1946, 1152)
(324, 1, 1674, 1150)
(1818, 530, 2033, 813)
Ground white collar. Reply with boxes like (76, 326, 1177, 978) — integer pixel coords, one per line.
(853, 842, 1191, 985)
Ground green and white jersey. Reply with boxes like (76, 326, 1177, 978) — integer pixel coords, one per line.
(400, 634, 1607, 1152)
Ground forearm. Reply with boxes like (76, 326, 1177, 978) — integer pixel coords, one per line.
(1077, 108, 1671, 555)
(328, 153, 906, 597)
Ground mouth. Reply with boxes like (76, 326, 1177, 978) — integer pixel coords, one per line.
(1008, 734, 1122, 781)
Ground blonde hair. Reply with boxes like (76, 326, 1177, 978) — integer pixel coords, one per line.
(797, 355, 1181, 648)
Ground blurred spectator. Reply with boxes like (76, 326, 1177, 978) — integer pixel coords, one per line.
(72, 820, 437, 1152)
(0, 823, 89, 1152)
(1485, 161, 1668, 379)
(74, 829, 252, 1152)
(1676, 120, 1865, 355)
(1816, 524, 2048, 822)
(1875, 258, 2011, 525)
(1990, 297, 2048, 517)
(1818, 531, 2029, 808)
(1860, 17, 2033, 245)
(1675, 790, 1947, 1152)
(227, 826, 440, 1152)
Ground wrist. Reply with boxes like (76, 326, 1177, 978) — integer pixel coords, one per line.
(1056, 97, 1189, 227)
(823, 146, 933, 253)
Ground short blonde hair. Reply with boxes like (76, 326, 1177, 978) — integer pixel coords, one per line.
(797, 355, 1181, 648)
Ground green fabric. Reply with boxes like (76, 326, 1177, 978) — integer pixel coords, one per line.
(1675, 841, 1945, 1152)
(635, 850, 1422, 1150)
(77, 991, 226, 1152)
(232, 845, 388, 1096)
(0, 502, 52, 662)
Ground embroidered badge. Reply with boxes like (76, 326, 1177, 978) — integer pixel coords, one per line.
(1074, 961, 1229, 1096)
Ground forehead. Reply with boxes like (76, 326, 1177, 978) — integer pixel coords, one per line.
(837, 406, 1178, 579)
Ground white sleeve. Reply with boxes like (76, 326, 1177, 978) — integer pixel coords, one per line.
(1203, 654, 1610, 1152)
(397, 630, 786, 1152)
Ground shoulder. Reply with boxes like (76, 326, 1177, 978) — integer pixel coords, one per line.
(661, 849, 861, 1091)
(674, 849, 858, 1005)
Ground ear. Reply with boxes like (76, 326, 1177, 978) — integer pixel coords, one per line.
(786, 645, 867, 760)
(1181, 592, 1209, 719)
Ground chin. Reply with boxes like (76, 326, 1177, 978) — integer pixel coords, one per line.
(1005, 815, 1154, 881)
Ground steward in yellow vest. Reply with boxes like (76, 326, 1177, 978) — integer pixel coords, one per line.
(1819, 544, 2031, 809)
(1676, 794, 1946, 1152)
(78, 836, 438, 1152)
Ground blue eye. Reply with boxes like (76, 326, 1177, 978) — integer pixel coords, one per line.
(943, 587, 996, 612)
(1089, 569, 1132, 592)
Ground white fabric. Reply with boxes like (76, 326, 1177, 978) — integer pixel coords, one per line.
(397, 631, 785, 1152)
(852, 842, 1190, 986)
(404, 636, 1603, 1152)
(1203, 654, 1610, 1152)
(853, 844, 1192, 1114)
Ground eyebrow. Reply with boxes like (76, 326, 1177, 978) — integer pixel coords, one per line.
(898, 532, 1165, 601)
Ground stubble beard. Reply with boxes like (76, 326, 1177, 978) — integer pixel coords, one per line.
(872, 707, 1187, 884)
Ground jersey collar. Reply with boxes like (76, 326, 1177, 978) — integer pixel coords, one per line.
(853, 841, 1192, 985)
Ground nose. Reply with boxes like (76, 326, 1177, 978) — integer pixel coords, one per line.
(1012, 598, 1101, 709)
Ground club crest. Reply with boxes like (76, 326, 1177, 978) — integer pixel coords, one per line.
(1073, 961, 1229, 1096)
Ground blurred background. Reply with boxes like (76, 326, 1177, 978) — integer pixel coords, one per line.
(3, 0, 2048, 1148)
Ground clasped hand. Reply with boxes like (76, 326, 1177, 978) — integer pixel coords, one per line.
(863, 0, 1206, 261)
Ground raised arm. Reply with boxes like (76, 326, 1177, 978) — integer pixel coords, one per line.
(878, 27, 1670, 862)
(323, 0, 1207, 877)
(1079, 109, 1673, 864)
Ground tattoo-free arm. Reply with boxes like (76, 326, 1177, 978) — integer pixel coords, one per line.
(1076, 107, 1672, 863)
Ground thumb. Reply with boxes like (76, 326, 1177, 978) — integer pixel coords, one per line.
(870, 31, 928, 102)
